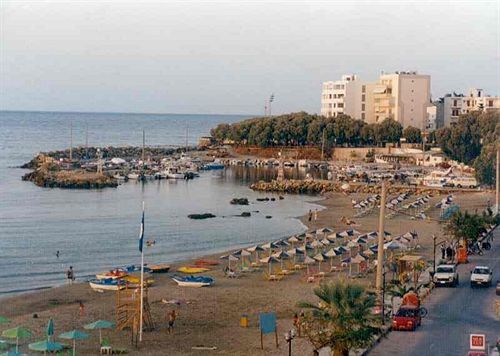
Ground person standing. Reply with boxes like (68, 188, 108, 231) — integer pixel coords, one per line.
(78, 301, 85, 317)
(440, 245, 446, 260)
(66, 266, 75, 284)
(313, 209, 318, 221)
(308, 210, 312, 222)
(167, 309, 177, 334)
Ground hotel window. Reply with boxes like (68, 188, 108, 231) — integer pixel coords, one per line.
(362, 94, 365, 102)
(362, 85, 366, 93)
(362, 104, 365, 111)
(361, 113, 365, 120)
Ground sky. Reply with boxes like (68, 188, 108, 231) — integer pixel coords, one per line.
(1, 0, 498, 115)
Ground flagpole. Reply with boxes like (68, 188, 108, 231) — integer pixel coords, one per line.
(139, 201, 145, 342)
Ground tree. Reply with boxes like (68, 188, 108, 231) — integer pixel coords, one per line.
(298, 281, 380, 356)
(444, 210, 488, 245)
(378, 118, 403, 144)
(474, 143, 498, 186)
(403, 126, 422, 144)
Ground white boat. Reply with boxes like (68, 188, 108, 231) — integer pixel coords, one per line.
(164, 167, 185, 179)
(127, 173, 140, 180)
(89, 278, 125, 291)
(171, 275, 214, 287)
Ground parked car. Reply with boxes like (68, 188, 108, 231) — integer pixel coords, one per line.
(392, 305, 422, 331)
(433, 264, 459, 287)
(470, 266, 493, 287)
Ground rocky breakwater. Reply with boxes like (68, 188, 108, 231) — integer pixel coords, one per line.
(22, 154, 118, 189)
(251, 180, 337, 194)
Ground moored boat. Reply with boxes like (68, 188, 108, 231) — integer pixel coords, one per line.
(149, 264, 171, 273)
(89, 278, 125, 291)
(95, 270, 128, 280)
(171, 275, 214, 287)
(177, 266, 210, 274)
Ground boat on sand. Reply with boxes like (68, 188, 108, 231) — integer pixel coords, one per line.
(177, 266, 210, 274)
(89, 278, 125, 291)
(149, 264, 171, 273)
(171, 275, 214, 287)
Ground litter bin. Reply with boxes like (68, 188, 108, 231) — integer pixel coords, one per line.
(240, 313, 249, 327)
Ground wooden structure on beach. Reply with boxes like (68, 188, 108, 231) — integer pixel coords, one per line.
(116, 285, 154, 344)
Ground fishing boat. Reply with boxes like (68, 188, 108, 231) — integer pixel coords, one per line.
(95, 270, 128, 280)
(163, 167, 185, 179)
(89, 278, 125, 291)
(194, 259, 219, 266)
(120, 264, 152, 273)
(121, 275, 155, 286)
(149, 264, 171, 273)
(127, 172, 140, 180)
(171, 275, 214, 287)
(203, 160, 224, 170)
(177, 266, 210, 274)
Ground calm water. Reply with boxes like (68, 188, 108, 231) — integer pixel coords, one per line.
(0, 111, 319, 294)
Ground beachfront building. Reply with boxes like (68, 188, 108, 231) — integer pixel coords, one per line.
(426, 105, 437, 131)
(370, 71, 431, 129)
(321, 71, 432, 129)
(320, 74, 365, 119)
(439, 88, 500, 127)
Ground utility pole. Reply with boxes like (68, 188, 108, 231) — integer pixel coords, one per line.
(69, 122, 73, 161)
(321, 129, 326, 162)
(496, 148, 499, 215)
(375, 180, 387, 291)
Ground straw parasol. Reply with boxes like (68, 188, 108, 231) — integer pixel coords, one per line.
(83, 320, 114, 345)
(313, 253, 328, 272)
(259, 256, 280, 275)
(220, 254, 239, 270)
(303, 256, 315, 274)
(59, 330, 89, 356)
(247, 245, 265, 261)
(233, 249, 251, 268)
(324, 248, 341, 268)
(287, 236, 300, 247)
(261, 241, 280, 256)
(272, 251, 291, 270)
(2, 327, 32, 352)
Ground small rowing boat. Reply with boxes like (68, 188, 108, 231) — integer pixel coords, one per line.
(149, 264, 171, 273)
(89, 278, 125, 291)
(177, 266, 210, 274)
(171, 275, 214, 287)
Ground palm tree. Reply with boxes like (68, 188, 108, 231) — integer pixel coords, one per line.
(297, 280, 380, 356)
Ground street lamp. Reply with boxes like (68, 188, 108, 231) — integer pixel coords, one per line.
(284, 328, 297, 356)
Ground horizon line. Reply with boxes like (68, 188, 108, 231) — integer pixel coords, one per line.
(0, 109, 258, 117)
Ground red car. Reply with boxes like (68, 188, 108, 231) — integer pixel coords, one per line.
(392, 306, 422, 331)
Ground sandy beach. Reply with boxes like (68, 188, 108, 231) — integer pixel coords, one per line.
(0, 189, 494, 356)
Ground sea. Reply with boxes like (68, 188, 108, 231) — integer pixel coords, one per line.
(0, 111, 321, 295)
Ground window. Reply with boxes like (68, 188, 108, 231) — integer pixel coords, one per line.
(362, 104, 365, 111)
(489, 100, 494, 107)
(452, 109, 459, 116)
(362, 94, 366, 102)
(337, 103, 344, 108)
(362, 85, 366, 93)
(453, 100, 458, 106)
(361, 113, 365, 120)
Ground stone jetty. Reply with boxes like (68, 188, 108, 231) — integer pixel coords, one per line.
(22, 154, 117, 189)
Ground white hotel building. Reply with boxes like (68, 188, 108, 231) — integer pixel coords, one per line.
(321, 71, 432, 129)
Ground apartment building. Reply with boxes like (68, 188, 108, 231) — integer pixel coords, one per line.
(321, 71, 431, 129)
(440, 88, 500, 126)
(320, 74, 364, 119)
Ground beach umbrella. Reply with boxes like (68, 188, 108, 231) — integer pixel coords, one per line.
(0, 317, 10, 325)
(232, 249, 251, 268)
(84, 320, 114, 344)
(286, 248, 304, 264)
(247, 245, 265, 261)
(272, 251, 290, 270)
(59, 330, 89, 356)
(28, 340, 63, 354)
(313, 253, 327, 272)
(349, 229, 361, 235)
(0, 351, 23, 356)
(46, 319, 54, 342)
(220, 254, 239, 270)
(310, 239, 323, 253)
(259, 256, 280, 275)
(261, 241, 280, 256)
(303, 256, 315, 274)
(2, 327, 32, 352)
(287, 236, 299, 246)
(324, 248, 340, 268)
(320, 238, 330, 246)
(383, 240, 408, 251)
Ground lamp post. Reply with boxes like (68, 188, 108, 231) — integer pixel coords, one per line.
(284, 328, 296, 356)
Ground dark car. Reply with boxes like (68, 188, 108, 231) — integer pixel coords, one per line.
(392, 306, 422, 331)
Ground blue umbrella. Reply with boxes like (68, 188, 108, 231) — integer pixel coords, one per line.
(46, 319, 54, 341)
(28, 340, 63, 353)
(84, 320, 114, 344)
(59, 330, 89, 356)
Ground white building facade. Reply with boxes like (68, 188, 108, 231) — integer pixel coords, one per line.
(440, 88, 500, 127)
(320, 74, 365, 119)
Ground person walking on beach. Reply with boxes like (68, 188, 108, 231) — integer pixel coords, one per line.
(313, 209, 318, 221)
(66, 266, 75, 284)
(78, 301, 85, 317)
(308, 210, 312, 222)
(167, 309, 177, 334)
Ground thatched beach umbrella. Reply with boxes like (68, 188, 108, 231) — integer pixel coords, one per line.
(247, 245, 265, 261)
(287, 236, 300, 247)
(220, 254, 239, 270)
(260, 256, 280, 275)
(303, 256, 315, 274)
(233, 249, 251, 268)
(313, 253, 328, 272)
(325, 247, 341, 268)
(310, 239, 323, 253)
(272, 251, 291, 270)
(262, 241, 280, 256)
(286, 247, 304, 264)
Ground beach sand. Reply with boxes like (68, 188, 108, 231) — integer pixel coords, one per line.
(0, 189, 494, 356)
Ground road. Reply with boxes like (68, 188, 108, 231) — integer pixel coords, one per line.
(370, 228, 500, 356)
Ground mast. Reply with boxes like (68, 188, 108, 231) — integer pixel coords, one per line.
(85, 122, 89, 160)
(69, 122, 73, 161)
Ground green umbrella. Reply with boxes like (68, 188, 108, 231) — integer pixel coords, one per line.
(46, 319, 54, 342)
(84, 320, 114, 344)
(2, 327, 32, 352)
(0, 317, 10, 325)
(59, 330, 88, 356)
(29, 340, 63, 354)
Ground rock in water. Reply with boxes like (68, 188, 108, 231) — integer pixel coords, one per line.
(240, 212, 251, 217)
(230, 198, 249, 205)
(188, 213, 216, 220)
